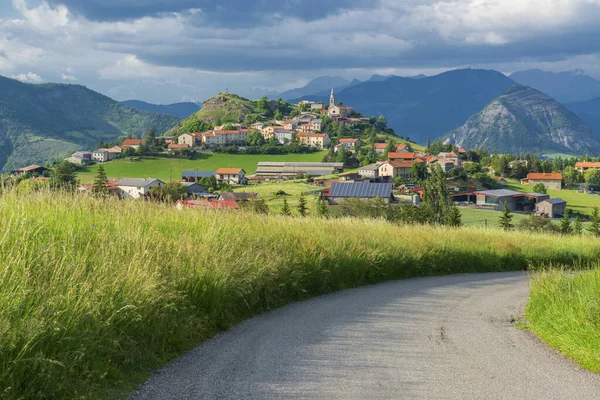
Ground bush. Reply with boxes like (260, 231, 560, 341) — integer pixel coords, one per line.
(518, 214, 558, 234)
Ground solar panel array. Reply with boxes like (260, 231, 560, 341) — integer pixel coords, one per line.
(329, 182, 393, 198)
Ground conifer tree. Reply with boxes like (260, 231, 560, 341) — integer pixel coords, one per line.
(573, 215, 583, 236)
(447, 204, 462, 227)
(316, 199, 329, 218)
(281, 198, 291, 216)
(559, 210, 572, 235)
(588, 206, 600, 237)
(498, 202, 514, 231)
(92, 165, 109, 196)
(297, 195, 308, 217)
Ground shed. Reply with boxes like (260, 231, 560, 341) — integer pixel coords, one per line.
(536, 198, 567, 218)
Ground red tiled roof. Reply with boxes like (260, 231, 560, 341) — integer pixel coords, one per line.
(527, 173, 562, 180)
(216, 168, 244, 175)
(123, 139, 143, 146)
(388, 152, 415, 160)
(339, 138, 360, 143)
(18, 164, 44, 172)
(396, 143, 408, 150)
(575, 162, 600, 168)
(373, 143, 387, 149)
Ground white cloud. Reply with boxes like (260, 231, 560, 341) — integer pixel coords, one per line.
(61, 73, 77, 81)
(11, 71, 42, 83)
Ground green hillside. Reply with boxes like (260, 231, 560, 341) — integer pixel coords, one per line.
(168, 93, 266, 135)
(0, 76, 181, 171)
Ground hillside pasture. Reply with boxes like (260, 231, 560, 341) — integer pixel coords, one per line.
(77, 152, 326, 183)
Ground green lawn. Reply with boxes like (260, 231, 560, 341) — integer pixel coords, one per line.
(235, 180, 322, 213)
(77, 152, 326, 183)
(460, 207, 529, 228)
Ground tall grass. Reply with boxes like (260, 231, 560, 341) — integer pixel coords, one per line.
(1, 191, 600, 399)
(526, 268, 600, 373)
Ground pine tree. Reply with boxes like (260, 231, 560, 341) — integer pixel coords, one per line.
(588, 206, 600, 237)
(573, 215, 583, 236)
(447, 204, 462, 227)
(92, 165, 109, 196)
(50, 162, 78, 190)
(498, 202, 514, 231)
(297, 195, 308, 217)
(316, 199, 329, 218)
(559, 210, 572, 235)
(281, 199, 291, 216)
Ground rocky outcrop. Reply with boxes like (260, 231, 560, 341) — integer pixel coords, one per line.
(444, 85, 600, 155)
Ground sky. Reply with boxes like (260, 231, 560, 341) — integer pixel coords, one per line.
(1, 0, 600, 104)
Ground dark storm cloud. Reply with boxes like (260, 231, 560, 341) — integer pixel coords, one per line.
(46, 0, 378, 24)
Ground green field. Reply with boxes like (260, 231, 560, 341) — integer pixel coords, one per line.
(460, 207, 529, 228)
(526, 268, 600, 374)
(235, 180, 323, 210)
(77, 152, 326, 183)
(4, 191, 600, 398)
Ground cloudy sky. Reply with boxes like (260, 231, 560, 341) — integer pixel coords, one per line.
(2, 0, 600, 104)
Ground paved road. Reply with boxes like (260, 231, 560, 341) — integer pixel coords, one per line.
(132, 272, 600, 399)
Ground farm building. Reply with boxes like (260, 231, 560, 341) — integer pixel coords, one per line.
(219, 192, 257, 202)
(327, 182, 394, 205)
(255, 162, 344, 179)
(473, 189, 550, 211)
(536, 198, 567, 218)
(180, 182, 207, 196)
(521, 173, 563, 190)
(181, 170, 215, 182)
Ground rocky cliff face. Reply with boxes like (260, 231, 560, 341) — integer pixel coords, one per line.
(445, 85, 600, 155)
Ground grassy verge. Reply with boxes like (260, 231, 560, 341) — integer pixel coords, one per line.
(525, 268, 600, 373)
(3, 192, 600, 398)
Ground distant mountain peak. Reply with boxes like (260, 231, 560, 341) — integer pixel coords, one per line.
(510, 69, 600, 103)
(445, 84, 600, 155)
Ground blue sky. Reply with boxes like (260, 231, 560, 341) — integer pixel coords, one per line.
(2, 0, 600, 103)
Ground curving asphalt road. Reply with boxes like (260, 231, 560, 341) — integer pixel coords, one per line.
(132, 272, 600, 399)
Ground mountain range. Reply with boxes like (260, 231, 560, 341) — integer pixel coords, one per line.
(510, 69, 600, 104)
(121, 100, 201, 119)
(296, 69, 516, 144)
(444, 85, 600, 155)
(0, 76, 180, 171)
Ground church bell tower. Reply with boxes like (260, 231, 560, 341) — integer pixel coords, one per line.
(330, 88, 335, 108)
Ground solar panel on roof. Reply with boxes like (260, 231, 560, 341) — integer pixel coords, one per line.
(329, 183, 392, 198)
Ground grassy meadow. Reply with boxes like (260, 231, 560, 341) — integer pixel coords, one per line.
(77, 152, 326, 183)
(526, 268, 600, 373)
(3, 191, 600, 398)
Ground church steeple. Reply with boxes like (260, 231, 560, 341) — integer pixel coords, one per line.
(330, 88, 335, 107)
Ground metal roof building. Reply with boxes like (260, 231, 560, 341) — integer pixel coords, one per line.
(255, 162, 344, 178)
(181, 170, 216, 181)
(327, 182, 394, 204)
